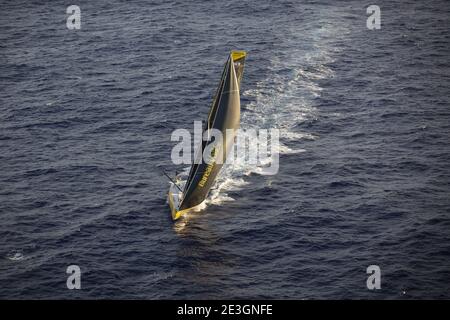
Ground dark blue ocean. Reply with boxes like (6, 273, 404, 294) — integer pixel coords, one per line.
(1, 0, 450, 299)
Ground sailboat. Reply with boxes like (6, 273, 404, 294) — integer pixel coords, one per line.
(168, 51, 246, 220)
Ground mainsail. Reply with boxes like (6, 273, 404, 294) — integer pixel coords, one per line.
(176, 51, 246, 215)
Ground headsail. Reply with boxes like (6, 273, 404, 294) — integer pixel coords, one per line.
(179, 51, 246, 212)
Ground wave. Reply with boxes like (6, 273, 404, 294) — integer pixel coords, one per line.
(6, 251, 25, 262)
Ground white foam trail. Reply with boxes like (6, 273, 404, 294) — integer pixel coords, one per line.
(207, 192, 235, 205)
(218, 177, 249, 191)
(282, 130, 317, 141)
(208, 24, 342, 200)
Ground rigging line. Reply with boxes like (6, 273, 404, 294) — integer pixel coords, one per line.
(160, 169, 183, 193)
